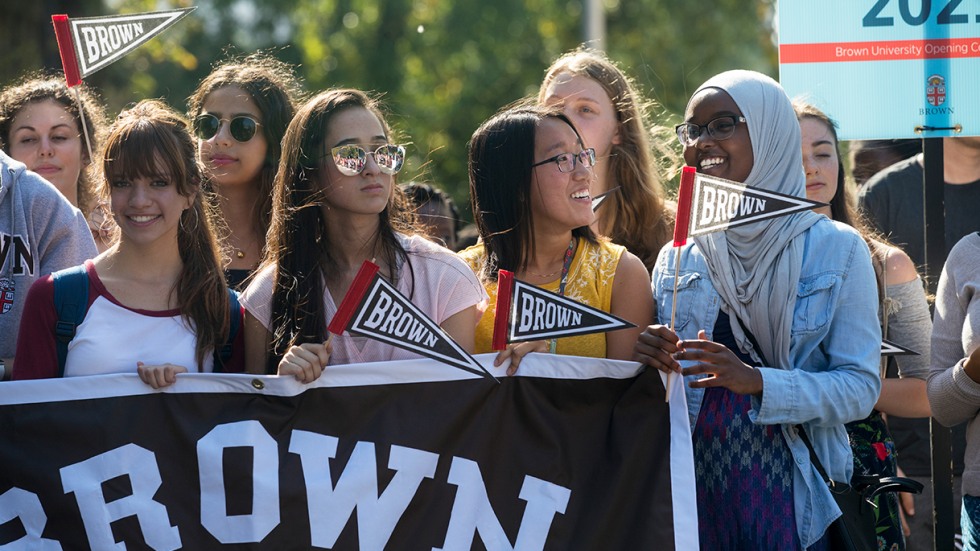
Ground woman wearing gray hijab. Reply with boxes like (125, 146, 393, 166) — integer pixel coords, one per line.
(634, 70, 881, 549)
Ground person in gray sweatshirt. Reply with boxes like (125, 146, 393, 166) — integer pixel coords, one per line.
(0, 148, 96, 376)
(928, 231, 980, 550)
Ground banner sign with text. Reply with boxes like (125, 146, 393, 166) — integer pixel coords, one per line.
(327, 261, 494, 380)
(0, 355, 698, 550)
(779, 0, 980, 139)
(688, 171, 825, 236)
(491, 270, 635, 350)
(52, 8, 195, 87)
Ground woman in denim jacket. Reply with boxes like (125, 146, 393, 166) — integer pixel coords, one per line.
(634, 70, 881, 550)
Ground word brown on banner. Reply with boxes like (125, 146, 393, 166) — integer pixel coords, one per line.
(0, 356, 697, 550)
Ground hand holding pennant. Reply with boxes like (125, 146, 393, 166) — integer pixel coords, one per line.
(327, 261, 497, 381)
(659, 166, 830, 400)
(491, 269, 635, 350)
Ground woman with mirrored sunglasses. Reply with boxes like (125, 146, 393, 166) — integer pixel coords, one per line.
(459, 102, 653, 375)
(633, 71, 881, 550)
(240, 89, 487, 381)
(188, 52, 303, 291)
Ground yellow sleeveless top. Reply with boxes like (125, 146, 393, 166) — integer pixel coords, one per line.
(458, 237, 625, 357)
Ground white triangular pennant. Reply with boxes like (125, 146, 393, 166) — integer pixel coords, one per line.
(508, 279, 635, 342)
(348, 276, 495, 380)
(69, 7, 195, 78)
(881, 339, 918, 356)
(591, 186, 620, 212)
(689, 172, 826, 236)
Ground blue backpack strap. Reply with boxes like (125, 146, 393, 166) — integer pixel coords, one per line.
(52, 265, 90, 378)
(213, 288, 241, 372)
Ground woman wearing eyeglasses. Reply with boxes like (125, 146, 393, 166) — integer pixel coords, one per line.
(240, 89, 487, 381)
(633, 71, 881, 549)
(459, 103, 653, 374)
(538, 48, 676, 273)
(188, 53, 302, 290)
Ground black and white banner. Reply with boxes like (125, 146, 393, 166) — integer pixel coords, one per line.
(508, 279, 635, 343)
(348, 274, 491, 378)
(0, 355, 697, 550)
(689, 172, 826, 236)
(331, 261, 493, 380)
(881, 339, 918, 356)
(65, 8, 196, 79)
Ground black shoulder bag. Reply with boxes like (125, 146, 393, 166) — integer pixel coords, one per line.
(798, 426, 880, 551)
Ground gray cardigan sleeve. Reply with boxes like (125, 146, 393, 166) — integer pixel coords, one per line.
(927, 234, 980, 427)
(884, 277, 932, 380)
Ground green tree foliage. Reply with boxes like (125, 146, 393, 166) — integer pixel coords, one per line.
(1, 0, 776, 217)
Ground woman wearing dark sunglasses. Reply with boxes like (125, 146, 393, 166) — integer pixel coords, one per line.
(459, 103, 653, 375)
(240, 89, 487, 381)
(187, 53, 302, 290)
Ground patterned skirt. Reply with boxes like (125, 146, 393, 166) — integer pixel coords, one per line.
(693, 386, 822, 550)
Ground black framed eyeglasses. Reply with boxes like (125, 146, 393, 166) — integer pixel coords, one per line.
(193, 114, 261, 142)
(330, 144, 406, 176)
(675, 115, 746, 147)
(531, 148, 596, 173)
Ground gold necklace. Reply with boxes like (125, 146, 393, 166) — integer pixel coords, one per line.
(524, 239, 576, 279)
(525, 266, 563, 278)
(230, 235, 258, 260)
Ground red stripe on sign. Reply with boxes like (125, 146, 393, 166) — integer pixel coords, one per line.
(673, 167, 696, 247)
(781, 37, 980, 64)
(491, 270, 514, 351)
(51, 15, 82, 87)
(327, 261, 380, 335)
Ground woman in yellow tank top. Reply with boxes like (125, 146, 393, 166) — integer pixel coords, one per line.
(459, 103, 653, 374)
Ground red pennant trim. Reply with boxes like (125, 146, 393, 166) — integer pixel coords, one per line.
(327, 261, 380, 335)
(673, 166, 696, 247)
(492, 270, 514, 351)
(51, 15, 82, 87)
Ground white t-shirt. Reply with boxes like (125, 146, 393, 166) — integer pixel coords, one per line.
(64, 265, 213, 377)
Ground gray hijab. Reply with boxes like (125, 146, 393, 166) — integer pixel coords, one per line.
(690, 70, 823, 369)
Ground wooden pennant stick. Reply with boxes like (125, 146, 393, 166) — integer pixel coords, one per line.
(72, 86, 94, 164)
(664, 167, 696, 402)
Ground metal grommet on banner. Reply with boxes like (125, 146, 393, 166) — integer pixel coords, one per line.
(251, 379, 265, 390)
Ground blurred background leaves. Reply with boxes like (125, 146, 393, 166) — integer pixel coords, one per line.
(1, 0, 777, 217)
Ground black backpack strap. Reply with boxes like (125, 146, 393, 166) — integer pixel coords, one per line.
(52, 265, 90, 378)
(213, 288, 241, 372)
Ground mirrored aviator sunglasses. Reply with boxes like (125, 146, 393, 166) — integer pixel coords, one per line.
(193, 114, 260, 142)
(331, 144, 406, 176)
